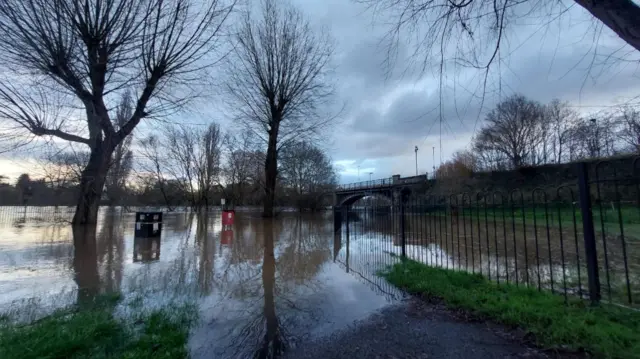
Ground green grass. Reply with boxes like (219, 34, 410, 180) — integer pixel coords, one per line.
(416, 205, 640, 238)
(382, 260, 640, 359)
(0, 295, 198, 359)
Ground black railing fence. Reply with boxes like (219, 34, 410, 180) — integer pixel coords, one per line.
(335, 160, 640, 309)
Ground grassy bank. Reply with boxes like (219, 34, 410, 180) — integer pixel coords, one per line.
(0, 295, 197, 359)
(382, 260, 640, 359)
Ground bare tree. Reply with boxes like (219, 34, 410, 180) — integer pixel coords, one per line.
(225, 0, 336, 217)
(137, 135, 176, 209)
(105, 91, 134, 205)
(473, 95, 545, 169)
(0, 0, 236, 224)
(357, 1, 640, 75)
(617, 106, 640, 153)
(195, 124, 224, 208)
(569, 115, 620, 159)
(160, 123, 224, 208)
(41, 149, 88, 186)
(223, 130, 264, 206)
(544, 99, 579, 164)
(279, 141, 337, 211)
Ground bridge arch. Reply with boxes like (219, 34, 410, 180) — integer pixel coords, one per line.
(337, 191, 393, 207)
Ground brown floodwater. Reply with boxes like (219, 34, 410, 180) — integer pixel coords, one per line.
(0, 207, 404, 358)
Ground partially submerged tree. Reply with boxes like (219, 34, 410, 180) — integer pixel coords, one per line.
(226, 0, 336, 217)
(0, 0, 235, 224)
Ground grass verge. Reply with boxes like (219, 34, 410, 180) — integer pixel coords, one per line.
(382, 260, 640, 359)
(0, 294, 197, 359)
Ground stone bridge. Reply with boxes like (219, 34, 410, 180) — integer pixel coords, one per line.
(332, 174, 429, 233)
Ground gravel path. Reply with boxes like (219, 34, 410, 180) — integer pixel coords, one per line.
(284, 298, 563, 359)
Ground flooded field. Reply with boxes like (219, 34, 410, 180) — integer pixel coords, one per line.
(344, 208, 640, 307)
(2, 204, 637, 357)
(0, 207, 405, 358)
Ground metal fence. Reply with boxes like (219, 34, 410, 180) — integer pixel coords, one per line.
(335, 159, 640, 309)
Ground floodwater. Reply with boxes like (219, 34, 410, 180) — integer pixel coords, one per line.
(0, 207, 404, 358)
(3, 205, 636, 357)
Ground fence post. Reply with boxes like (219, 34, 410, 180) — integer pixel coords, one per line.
(577, 162, 601, 304)
(400, 199, 406, 258)
(344, 206, 350, 273)
(333, 206, 342, 235)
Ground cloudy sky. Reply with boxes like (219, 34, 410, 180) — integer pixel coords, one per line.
(1, 0, 639, 184)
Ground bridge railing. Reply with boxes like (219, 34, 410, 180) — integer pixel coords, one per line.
(336, 178, 394, 191)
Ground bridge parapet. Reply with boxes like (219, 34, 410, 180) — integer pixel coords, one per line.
(336, 174, 428, 192)
(335, 177, 393, 192)
(334, 174, 430, 207)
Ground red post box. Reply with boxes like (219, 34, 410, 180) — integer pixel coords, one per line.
(222, 210, 235, 226)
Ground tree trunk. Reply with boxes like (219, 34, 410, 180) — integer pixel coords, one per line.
(72, 225, 99, 307)
(574, 0, 640, 52)
(263, 122, 280, 218)
(72, 142, 114, 225)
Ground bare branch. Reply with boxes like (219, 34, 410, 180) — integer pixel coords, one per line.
(225, 0, 336, 216)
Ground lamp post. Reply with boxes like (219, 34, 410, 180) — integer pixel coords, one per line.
(357, 165, 360, 182)
(432, 146, 435, 179)
(368, 172, 373, 181)
(414, 146, 419, 176)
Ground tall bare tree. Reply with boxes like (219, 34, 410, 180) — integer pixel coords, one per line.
(0, 0, 235, 224)
(137, 135, 176, 209)
(473, 95, 545, 169)
(225, 0, 336, 217)
(150, 123, 224, 208)
(223, 130, 264, 206)
(544, 99, 578, 164)
(105, 91, 134, 205)
(279, 141, 337, 211)
(195, 124, 224, 208)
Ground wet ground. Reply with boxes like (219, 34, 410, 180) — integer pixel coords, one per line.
(0, 207, 554, 358)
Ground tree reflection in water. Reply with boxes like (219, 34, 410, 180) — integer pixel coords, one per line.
(215, 213, 332, 358)
(255, 219, 286, 358)
(72, 225, 100, 307)
(66, 211, 333, 358)
(72, 209, 126, 306)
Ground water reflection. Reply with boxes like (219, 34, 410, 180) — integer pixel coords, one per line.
(72, 225, 100, 306)
(133, 237, 161, 263)
(257, 220, 285, 358)
(1, 208, 402, 358)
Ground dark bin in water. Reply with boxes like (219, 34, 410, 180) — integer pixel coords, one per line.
(135, 212, 163, 238)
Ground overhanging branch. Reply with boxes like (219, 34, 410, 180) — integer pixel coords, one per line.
(33, 127, 90, 145)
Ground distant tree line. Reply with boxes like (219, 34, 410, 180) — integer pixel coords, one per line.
(0, 125, 337, 211)
(436, 94, 640, 178)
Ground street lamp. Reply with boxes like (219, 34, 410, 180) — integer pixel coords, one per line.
(432, 146, 435, 179)
(414, 146, 419, 176)
(357, 165, 360, 182)
(368, 172, 373, 181)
